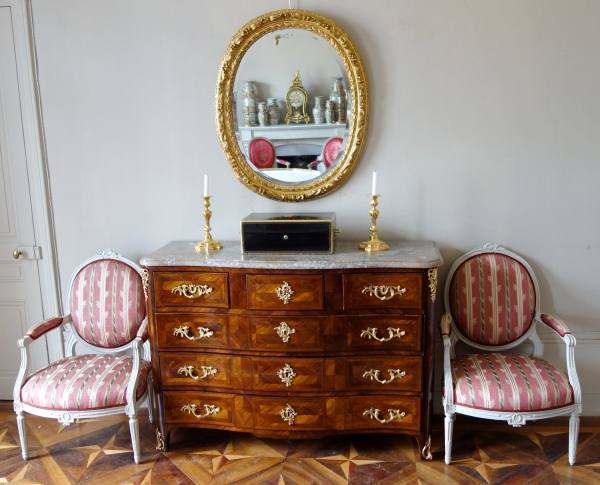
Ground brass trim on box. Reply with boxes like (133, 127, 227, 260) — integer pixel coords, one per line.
(141, 268, 149, 300)
(277, 364, 297, 387)
(428, 268, 438, 303)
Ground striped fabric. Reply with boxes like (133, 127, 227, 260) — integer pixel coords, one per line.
(449, 253, 536, 345)
(69, 259, 146, 348)
(20, 354, 151, 411)
(449, 353, 573, 411)
(27, 317, 63, 340)
(439, 314, 452, 336)
(540, 313, 571, 337)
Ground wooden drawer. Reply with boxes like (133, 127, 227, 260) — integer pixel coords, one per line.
(154, 272, 229, 308)
(160, 353, 237, 389)
(253, 397, 326, 430)
(251, 357, 325, 391)
(163, 391, 235, 425)
(156, 314, 229, 350)
(248, 316, 324, 351)
(346, 396, 421, 431)
(345, 357, 422, 392)
(345, 315, 422, 351)
(343, 273, 423, 310)
(246, 274, 323, 310)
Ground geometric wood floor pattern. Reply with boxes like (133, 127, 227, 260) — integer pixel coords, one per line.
(1, 402, 599, 484)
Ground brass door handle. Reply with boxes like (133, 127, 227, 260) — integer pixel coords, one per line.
(181, 403, 220, 419)
(363, 408, 406, 424)
(13, 249, 22, 259)
(361, 327, 405, 342)
(362, 368, 406, 384)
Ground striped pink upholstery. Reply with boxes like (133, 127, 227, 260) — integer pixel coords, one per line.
(449, 353, 573, 411)
(27, 317, 63, 340)
(540, 313, 571, 337)
(20, 354, 151, 411)
(449, 253, 536, 346)
(69, 259, 146, 348)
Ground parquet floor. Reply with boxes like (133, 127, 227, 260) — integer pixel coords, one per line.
(1, 402, 599, 484)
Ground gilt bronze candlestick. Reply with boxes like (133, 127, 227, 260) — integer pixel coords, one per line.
(358, 194, 389, 252)
(195, 196, 223, 253)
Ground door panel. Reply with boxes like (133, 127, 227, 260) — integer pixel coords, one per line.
(0, 6, 48, 398)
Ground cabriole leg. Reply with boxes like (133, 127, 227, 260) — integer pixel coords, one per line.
(569, 413, 580, 465)
(444, 413, 455, 465)
(16, 411, 28, 460)
(147, 376, 155, 424)
(129, 414, 140, 464)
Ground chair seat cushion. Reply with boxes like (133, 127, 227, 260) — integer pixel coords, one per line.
(448, 353, 573, 412)
(20, 354, 151, 411)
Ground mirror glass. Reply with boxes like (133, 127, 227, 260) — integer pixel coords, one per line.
(233, 28, 350, 185)
(215, 9, 368, 202)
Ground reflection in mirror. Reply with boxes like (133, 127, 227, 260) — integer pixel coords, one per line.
(233, 29, 350, 185)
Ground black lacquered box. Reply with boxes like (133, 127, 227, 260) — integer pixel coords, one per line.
(241, 212, 336, 254)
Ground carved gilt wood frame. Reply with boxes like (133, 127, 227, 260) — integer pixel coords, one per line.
(215, 9, 368, 201)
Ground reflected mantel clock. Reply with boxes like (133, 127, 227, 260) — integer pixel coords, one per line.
(285, 71, 310, 124)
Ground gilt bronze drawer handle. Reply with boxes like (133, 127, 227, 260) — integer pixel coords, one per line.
(279, 404, 297, 425)
(360, 327, 405, 342)
(177, 365, 217, 380)
(276, 281, 294, 304)
(171, 284, 213, 299)
(362, 368, 406, 384)
(363, 408, 406, 424)
(173, 325, 213, 340)
(181, 403, 220, 419)
(277, 364, 297, 387)
(362, 285, 406, 300)
(274, 321, 296, 342)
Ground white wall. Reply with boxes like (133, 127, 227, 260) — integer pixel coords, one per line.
(30, 0, 600, 414)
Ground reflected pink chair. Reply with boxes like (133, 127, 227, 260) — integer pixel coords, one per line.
(308, 136, 343, 171)
(441, 244, 581, 465)
(248, 137, 290, 169)
(13, 250, 154, 464)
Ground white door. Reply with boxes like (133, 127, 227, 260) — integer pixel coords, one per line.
(0, 5, 49, 398)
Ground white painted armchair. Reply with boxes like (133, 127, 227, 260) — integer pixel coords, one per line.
(441, 244, 581, 465)
(13, 249, 154, 464)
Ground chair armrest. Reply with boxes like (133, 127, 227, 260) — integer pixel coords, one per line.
(136, 317, 149, 342)
(25, 315, 70, 340)
(276, 159, 291, 168)
(539, 313, 571, 337)
(439, 314, 452, 336)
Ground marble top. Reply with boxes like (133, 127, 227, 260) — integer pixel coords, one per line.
(140, 240, 443, 270)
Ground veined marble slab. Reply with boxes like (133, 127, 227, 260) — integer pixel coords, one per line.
(140, 240, 443, 269)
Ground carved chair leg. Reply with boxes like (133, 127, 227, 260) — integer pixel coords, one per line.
(16, 411, 28, 460)
(147, 375, 155, 424)
(569, 413, 580, 465)
(444, 413, 455, 465)
(128, 414, 141, 464)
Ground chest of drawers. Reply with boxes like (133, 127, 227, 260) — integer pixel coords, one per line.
(141, 240, 442, 459)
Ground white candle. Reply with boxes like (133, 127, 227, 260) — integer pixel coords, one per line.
(204, 174, 209, 197)
(372, 171, 377, 195)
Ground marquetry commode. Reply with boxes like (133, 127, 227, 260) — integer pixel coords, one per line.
(140, 240, 442, 458)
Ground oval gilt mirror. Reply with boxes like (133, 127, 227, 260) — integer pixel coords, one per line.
(215, 10, 368, 201)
